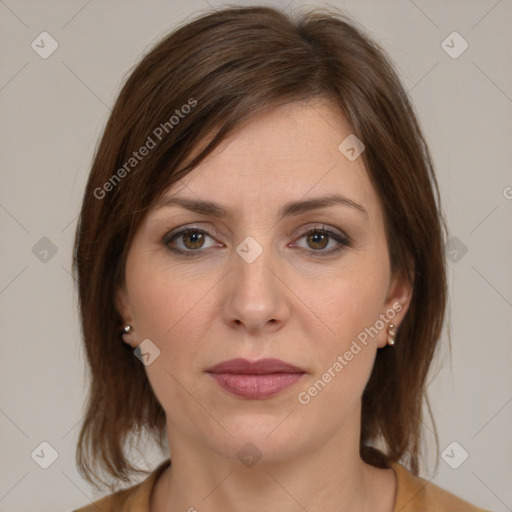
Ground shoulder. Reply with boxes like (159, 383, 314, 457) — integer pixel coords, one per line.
(390, 461, 491, 512)
(72, 459, 171, 512)
(72, 483, 141, 512)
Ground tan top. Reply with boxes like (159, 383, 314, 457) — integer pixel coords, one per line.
(73, 459, 490, 512)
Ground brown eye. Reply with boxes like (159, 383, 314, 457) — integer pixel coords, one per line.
(164, 227, 219, 256)
(164, 224, 350, 258)
(306, 232, 329, 250)
(182, 230, 206, 250)
(294, 226, 350, 256)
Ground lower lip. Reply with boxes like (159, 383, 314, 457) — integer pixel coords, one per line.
(208, 372, 305, 399)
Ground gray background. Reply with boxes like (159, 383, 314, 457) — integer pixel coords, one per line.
(0, 0, 511, 511)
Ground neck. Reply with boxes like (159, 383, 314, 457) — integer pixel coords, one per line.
(151, 404, 396, 512)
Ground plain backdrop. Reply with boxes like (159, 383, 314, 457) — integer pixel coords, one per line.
(0, 1, 511, 511)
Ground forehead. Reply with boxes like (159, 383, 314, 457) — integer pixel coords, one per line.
(155, 100, 380, 222)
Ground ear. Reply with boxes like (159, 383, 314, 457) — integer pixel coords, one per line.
(377, 269, 414, 348)
(115, 282, 131, 319)
(115, 284, 136, 347)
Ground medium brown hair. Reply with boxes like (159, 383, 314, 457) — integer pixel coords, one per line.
(73, 4, 447, 490)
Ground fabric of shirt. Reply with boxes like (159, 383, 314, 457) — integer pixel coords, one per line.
(72, 459, 491, 511)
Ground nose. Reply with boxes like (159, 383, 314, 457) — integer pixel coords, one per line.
(222, 237, 291, 335)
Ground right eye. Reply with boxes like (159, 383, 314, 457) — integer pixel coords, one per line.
(163, 227, 221, 256)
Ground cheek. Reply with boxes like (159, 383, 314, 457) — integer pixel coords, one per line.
(125, 250, 210, 340)
(125, 263, 214, 426)
(303, 263, 389, 350)
(295, 279, 384, 426)
(293, 258, 389, 407)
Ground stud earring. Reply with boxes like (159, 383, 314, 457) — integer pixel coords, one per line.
(387, 324, 396, 346)
(122, 324, 133, 335)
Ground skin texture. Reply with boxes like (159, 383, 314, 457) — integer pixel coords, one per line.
(116, 99, 413, 512)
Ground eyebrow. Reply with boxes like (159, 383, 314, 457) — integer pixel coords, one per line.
(152, 193, 368, 220)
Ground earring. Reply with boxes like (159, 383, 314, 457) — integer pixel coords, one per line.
(387, 324, 396, 346)
(122, 324, 133, 335)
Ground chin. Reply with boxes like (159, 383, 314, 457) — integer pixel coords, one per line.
(204, 414, 308, 466)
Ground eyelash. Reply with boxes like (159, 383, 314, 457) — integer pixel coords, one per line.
(162, 224, 351, 258)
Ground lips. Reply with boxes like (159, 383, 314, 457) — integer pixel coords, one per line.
(206, 358, 306, 400)
(206, 357, 305, 375)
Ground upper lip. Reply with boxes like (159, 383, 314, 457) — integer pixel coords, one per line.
(206, 358, 305, 375)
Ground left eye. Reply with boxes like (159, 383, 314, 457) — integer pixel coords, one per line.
(294, 227, 349, 254)
(163, 225, 350, 257)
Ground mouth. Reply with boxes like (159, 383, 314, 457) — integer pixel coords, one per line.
(206, 358, 306, 400)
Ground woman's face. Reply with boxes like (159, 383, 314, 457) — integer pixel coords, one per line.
(117, 99, 412, 464)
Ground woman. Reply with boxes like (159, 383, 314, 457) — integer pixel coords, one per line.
(72, 5, 490, 511)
